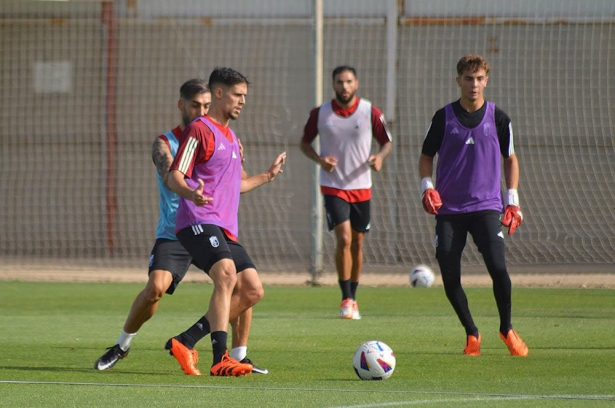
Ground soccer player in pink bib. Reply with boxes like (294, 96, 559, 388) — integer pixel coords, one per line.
(167, 67, 286, 376)
(94, 78, 271, 375)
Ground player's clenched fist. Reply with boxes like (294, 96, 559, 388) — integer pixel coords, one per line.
(422, 188, 442, 215)
(501, 205, 523, 235)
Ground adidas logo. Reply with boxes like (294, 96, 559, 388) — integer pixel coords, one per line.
(232, 151, 237, 159)
(465, 137, 475, 145)
(217, 143, 226, 151)
(497, 231, 504, 239)
(191, 224, 204, 235)
(196, 323, 203, 330)
(451, 127, 459, 134)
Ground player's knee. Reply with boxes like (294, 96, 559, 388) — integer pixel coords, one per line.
(220, 271, 237, 291)
(211, 260, 238, 289)
(337, 234, 352, 249)
(146, 270, 172, 301)
(143, 284, 166, 303)
(242, 281, 264, 306)
(487, 263, 510, 285)
(252, 284, 264, 304)
(246, 289, 263, 308)
(236, 269, 263, 306)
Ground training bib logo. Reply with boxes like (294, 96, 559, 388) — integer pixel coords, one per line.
(483, 123, 491, 137)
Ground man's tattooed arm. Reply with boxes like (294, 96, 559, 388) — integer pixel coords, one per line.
(152, 137, 174, 187)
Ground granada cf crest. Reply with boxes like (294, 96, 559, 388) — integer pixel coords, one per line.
(483, 122, 491, 137)
(209, 236, 220, 248)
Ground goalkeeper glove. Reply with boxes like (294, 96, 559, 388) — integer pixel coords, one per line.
(502, 189, 523, 235)
(422, 189, 442, 215)
(502, 206, 523, 235)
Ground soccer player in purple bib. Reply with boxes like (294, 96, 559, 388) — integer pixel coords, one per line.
(419, 54, 528, 357)
(168, 67, 286, 376)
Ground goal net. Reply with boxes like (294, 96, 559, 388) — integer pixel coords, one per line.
(1, 0, 613, 275)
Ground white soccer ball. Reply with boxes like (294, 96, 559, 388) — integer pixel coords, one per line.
(352, 340, 396, 380)
(410, 264, 435, 287)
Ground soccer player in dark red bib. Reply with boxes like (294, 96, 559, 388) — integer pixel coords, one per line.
(419, 54, 528, 357)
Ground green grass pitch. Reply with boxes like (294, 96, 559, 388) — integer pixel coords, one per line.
(0, 281, 614, 407)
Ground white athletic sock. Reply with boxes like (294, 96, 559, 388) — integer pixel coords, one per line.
(116, 330, 136, 352)
(230, 346, 247, 361)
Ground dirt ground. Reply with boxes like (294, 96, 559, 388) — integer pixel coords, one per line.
(1, 262, 613, 288)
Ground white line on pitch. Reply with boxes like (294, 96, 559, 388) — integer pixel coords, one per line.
(328, 396, 537, 407)
(0, 380, 613, 403)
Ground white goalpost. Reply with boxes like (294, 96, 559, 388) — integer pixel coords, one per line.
(309, 0, 324, 282)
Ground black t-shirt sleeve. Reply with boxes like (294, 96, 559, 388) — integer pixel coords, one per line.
(421, 108, 446, 157)
(495, 106, 514, 158)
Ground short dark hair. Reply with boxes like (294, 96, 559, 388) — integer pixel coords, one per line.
(179, 78, 209, 100)
(456, 54, 491, 76)
(332, 65, 357, 80)
(208, 67, 250, 89)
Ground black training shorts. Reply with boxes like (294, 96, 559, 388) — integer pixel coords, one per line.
(324, 195, 371, 232)
(177, 224, 256, 274)
(148, 238, 193, 295)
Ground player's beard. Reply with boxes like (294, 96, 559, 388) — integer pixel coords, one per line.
(182, 111, 192, 127)
(182, 109, 196, 127)
(335, 90, 355, 106)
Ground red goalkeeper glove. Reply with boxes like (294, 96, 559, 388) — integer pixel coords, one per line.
(422, 189, 442, 215)
(502, 205, 523, 235)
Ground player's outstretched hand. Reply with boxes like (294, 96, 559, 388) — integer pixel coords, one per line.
(502, 205, 523, 235)
(192, 179, 213, 206)
(266, 152, 287, 182)
(422, 189, 442, 215)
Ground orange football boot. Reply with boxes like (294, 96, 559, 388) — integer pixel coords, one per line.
(500, 329, 529, 357)
(463, 333, 481, 356)
(165, 338, 201, 375)
(210, 351, 253, 377)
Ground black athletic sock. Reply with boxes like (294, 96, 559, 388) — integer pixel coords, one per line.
(350, 281, 359, 300)
(178, 316, 211, 349)
(211, 331, 228, 364)
(339, 279, 352, 300)
(500, 326, 513, 337)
